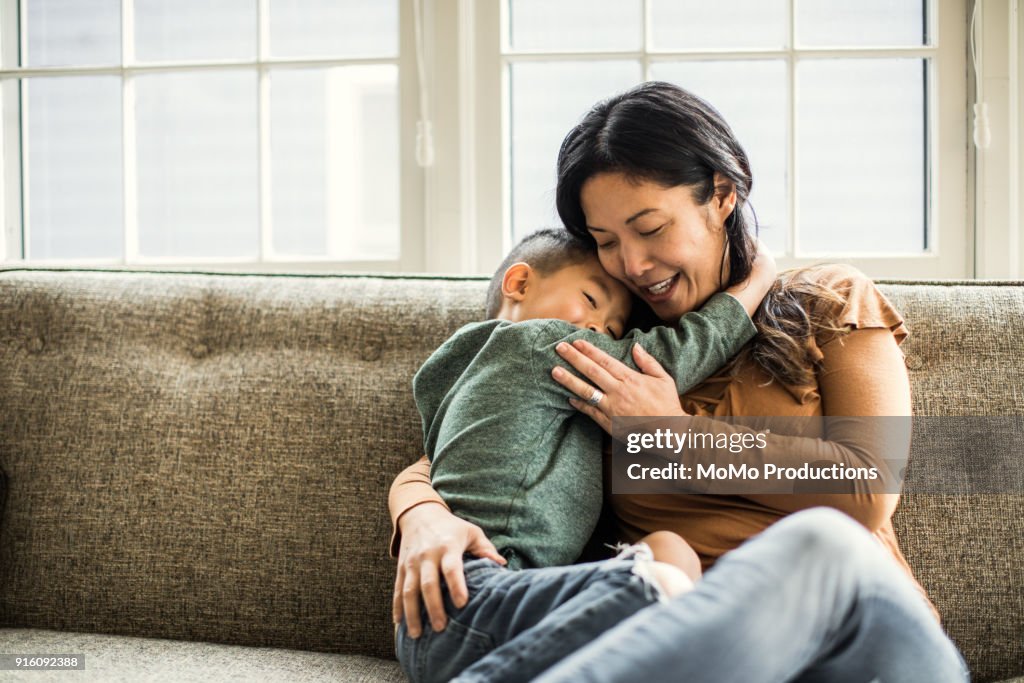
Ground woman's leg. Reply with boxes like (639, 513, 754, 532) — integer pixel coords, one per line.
(532, 507, 968, 683)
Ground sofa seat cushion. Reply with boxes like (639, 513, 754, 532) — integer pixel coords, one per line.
(0, 628, 406, 682)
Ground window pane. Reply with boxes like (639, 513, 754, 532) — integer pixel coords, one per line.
(508, 0, 642, 52)
(134, 0, 255, 62)
(649, 0, 788, 51)
(26, 77, 123, 260)
(271, 70, 325, 257)
(797, 59, 925, 254)
(796, 0, 927, 47)
(136, 71, 258, 259)
(650, 61, 789, 254)
(270, 66, 399, 260)
(510, 61, 642, 243)
(269, 0, 398, 59)
(25, 0, 120, 67)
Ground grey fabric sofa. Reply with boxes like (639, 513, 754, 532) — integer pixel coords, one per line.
(0, 268, 1021, 682)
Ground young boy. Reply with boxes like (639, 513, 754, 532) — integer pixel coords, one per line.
(398, 228, 774, 683)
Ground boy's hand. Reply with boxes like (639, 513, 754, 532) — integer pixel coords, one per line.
(724, 238, 777, 317)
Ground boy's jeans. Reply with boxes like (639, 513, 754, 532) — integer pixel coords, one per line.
(396, 544, 663, 683)
(398, 508, 970, 683)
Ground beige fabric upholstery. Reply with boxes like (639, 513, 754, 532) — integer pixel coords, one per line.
(0, 628, 406, 682)
(880, 282, 1024, 682)
(0, 269, 1021, 682)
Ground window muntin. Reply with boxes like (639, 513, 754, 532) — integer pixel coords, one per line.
(505, 0, 941, 265)
(3, 0, 402, 266)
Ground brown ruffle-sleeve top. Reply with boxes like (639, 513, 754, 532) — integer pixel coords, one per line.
(390, 264, 937, 620)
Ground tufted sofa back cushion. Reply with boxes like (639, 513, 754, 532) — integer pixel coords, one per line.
(879, 281, 1024, 683)
(0, 269, 1022, 681)
(0, 270, 483, 659)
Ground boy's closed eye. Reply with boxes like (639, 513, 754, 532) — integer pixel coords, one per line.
(582, 291, 619, 338)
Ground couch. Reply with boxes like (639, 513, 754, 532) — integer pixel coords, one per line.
(0, 268, 1021, 682)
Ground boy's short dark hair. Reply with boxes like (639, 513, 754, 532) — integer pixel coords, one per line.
(485, 228, 597, 319)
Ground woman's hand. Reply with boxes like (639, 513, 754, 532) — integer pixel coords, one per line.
(393, 502, 506, 638)
(552, 340, 687, 433)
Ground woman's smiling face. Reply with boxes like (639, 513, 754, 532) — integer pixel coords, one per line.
(580, 171, 736, 322)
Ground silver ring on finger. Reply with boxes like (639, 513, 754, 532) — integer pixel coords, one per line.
(587, 388, 605, 407)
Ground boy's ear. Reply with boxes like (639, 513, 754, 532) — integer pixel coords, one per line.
(501, 262, 532, 302)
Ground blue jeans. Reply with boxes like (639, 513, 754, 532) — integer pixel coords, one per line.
(399, 508, 970, 683)
(534, 508, 970, 683)
(396, 544, 663, 683)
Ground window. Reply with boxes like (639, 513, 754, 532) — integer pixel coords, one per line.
(0, 0, 421, 270)
(1, 1, 974, 278)
(492, 0, 968, 278)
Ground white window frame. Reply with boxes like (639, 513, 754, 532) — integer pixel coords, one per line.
(0, 1, 992, 279)
(0, 0, 425, 272)
(1018, 0, 1023, 276)
(457, 0, 970, 279)
(974, 0, 1024, 279)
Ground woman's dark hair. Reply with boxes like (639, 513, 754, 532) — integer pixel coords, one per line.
(556, 80, 756, 290)
(556, 81, 847, 386)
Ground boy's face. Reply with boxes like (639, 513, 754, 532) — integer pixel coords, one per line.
(518, 258, 632, 338)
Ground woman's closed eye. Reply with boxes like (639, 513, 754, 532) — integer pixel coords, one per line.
(638, 222, 668, 237)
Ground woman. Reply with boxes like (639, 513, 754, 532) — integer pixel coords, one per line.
(390, 81, 967, 681)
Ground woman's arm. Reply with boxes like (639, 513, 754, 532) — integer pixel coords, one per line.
(388, 457, 505, 637)
(388, 455, 447, 556)
(553, 327, 909, 532)
(740, 327, 907, 529)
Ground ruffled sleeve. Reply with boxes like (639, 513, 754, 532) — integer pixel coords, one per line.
(800, 264, 909, 363)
